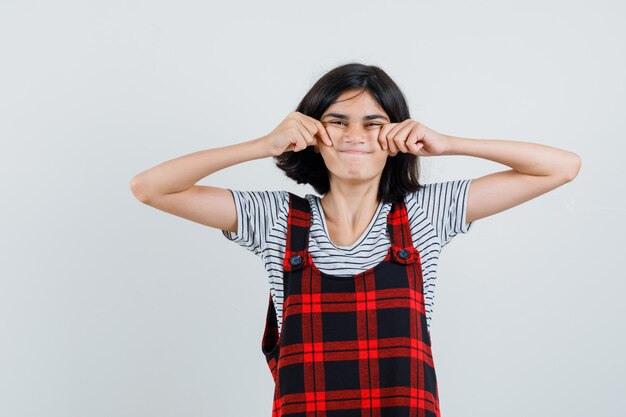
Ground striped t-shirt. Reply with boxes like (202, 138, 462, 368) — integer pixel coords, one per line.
(221, 179, 474, 333)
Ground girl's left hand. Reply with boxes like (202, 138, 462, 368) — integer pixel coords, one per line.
(378, 119, 450, 157)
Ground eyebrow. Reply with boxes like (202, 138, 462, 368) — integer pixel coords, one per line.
(321, 113, 390, 122)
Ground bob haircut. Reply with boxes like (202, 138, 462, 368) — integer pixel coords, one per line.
(274, 62, 422, 205)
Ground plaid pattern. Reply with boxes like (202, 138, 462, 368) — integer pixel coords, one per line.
(261, 192, 440, 417)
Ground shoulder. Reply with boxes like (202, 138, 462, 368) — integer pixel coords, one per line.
(229, 189, 290, 210)
(229, 189, 290, 200)
(221, 189, 291, 246)
(406, 179, 472, 207)
(403, 179, 474, 246)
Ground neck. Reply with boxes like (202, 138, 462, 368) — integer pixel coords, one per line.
(320, 182, 380, 232)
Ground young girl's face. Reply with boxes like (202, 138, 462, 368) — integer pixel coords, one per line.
(316, 89, 390, 184)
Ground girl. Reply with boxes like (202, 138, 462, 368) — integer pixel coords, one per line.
(130, 62, 581, 417)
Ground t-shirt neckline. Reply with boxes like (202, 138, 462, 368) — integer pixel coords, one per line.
(307, 194, 385, 250)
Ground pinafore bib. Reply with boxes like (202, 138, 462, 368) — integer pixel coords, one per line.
(261, 192, 441, 417)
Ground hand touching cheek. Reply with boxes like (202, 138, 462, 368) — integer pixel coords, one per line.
(378, 119, 450, 157)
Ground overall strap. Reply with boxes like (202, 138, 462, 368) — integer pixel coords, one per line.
(283, 192, 311, 272)
(387, 198, 421, 265)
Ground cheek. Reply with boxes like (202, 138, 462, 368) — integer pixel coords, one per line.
(373, 150, 389, 162)
(325, 128, 341, 140)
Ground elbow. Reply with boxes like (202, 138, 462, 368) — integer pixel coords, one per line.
(563, 153, 582, 182)
(130, 175, 151, 203)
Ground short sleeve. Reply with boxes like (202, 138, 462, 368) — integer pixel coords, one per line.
(221, 189, 289, 256)
(416, 179, 474, 248)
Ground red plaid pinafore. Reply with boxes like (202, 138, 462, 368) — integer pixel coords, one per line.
(261, 192, 441, 417)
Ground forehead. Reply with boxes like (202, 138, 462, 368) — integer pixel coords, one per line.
(324, 89, 385, 114)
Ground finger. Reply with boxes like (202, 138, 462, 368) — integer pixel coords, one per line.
(301, 118, 326, 147)
(284, 129, 302, 153)
(302, 116, 332, 147)
(295, 122, 313, 147)
(384, 127, 400, 156)
(406, 128, 422, 155)
(295, 119, 315, 145)
(285, 141, 296, 153)
(297, 117, 314, 139)
(385, 119, 407, 139)
(393, 124, 413, 154)
(377, 124, 389, 150)
(384, 122, 410, 156)
(315, 120, 332, 147)
(378, 123, 395, 151)
(392, 136, 408, 154)
(387, 119, 403, 137)
(291, 140, 306, 152)
(294, 123, 312, 152)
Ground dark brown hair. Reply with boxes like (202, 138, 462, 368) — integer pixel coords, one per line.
(274, 62, 422, 204)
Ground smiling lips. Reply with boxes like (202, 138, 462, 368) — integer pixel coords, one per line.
(340, 150, 370, 154)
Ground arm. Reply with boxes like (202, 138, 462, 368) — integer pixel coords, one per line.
(441, 135, 582, 224)
(129, 111, 330, 232)
(129, 136, 271, 232)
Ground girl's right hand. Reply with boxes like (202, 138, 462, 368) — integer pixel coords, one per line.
(262, 112, 333, 157)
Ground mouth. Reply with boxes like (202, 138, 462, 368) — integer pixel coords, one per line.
(340, 150, 371, 155)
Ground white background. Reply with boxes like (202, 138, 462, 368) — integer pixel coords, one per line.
(1, 0, 623, 416)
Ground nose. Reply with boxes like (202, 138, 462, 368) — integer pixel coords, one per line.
(343, 124, 368, 144)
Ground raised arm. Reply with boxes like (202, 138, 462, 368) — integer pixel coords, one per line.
(129, 111, 332, 232)
(129, 136, 271, 232)
(441, 135, 582, 224)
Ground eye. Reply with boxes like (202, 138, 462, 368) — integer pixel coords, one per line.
(329, 121, 383, 127)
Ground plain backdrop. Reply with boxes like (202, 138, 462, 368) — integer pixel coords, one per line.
(1, 1, 624, 416)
